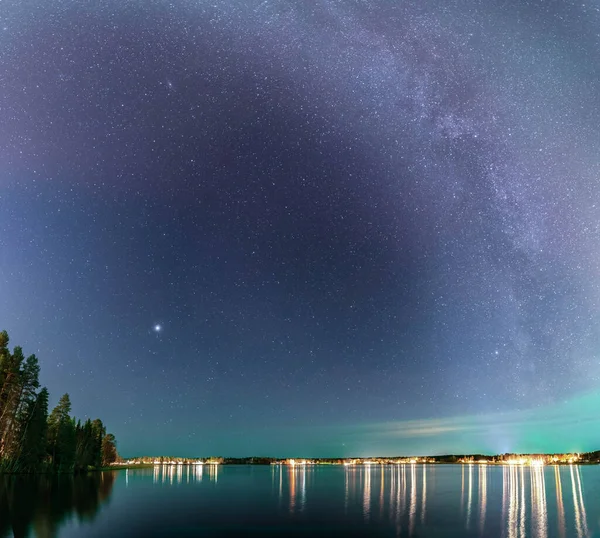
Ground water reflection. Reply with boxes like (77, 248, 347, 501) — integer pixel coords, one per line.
(274, 463, 592, 537)
(289, 466, 296, 512)
(380, 466, 385, 518)
(504, 464, 527, 538)
(0, 472, 115, 538)
(570, 465, 588, 537)
(279, 465, 283, 508)
(421, 463, 427, 524)
(520, 466, 526, 537)
(339, 464, 429, 535)
(363, 464, 371, 520)
(479, 464, 487, 536)
(466, 464, 473, 529)
(530, 464, 547, 538)
(270, 464, 310, 515)
(555, 466, 565, 538)
(461, 464, 465, 515)
(498, 464, 591, 538)
(396, 464, 407, 526)
(301, 465, 306, 510)
(151, 463, 218, 485)
(4, 463, 596, 538)
(286, 465, 307, 513)
(409, 464, 417, 534)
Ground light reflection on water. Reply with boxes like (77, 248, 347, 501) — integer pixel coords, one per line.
(467, 463, 473, 529)
(571, 464, 589, 537)
(267, 463, 588, 538)
(530, 464, 547, 538)
(479, 463, 487, 535)
(151, 463, 216, 485)
(421, 462, 427, 524)
(2, 463, 596, 537)
(409, 464, 417, 534)
(363, 463, 371, 520)
(555, 465, 565, 538)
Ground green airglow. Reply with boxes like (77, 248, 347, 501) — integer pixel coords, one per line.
(344, 390, 600, 456)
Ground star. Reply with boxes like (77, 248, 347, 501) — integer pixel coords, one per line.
(154, 324, 162, 333)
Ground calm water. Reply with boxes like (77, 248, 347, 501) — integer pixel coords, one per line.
(1, 464, 599, 537)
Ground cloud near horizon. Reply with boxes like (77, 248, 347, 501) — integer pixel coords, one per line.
(343, 391, 600, 455)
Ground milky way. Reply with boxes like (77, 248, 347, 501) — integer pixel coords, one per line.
(1, 0, 599, 456)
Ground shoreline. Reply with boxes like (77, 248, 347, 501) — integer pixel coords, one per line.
(1, 460, 597, 476)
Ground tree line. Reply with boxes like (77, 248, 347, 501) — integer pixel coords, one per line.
(0, 331, 118, 473)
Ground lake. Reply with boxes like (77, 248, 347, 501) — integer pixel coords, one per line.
(1, 464, 598, 537)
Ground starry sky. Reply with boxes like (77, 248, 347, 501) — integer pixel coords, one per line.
(1, 0, 599, 458)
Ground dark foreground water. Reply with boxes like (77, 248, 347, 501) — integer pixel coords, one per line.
(1, 464, 599, 537)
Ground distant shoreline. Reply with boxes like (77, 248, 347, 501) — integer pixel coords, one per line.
(109, 461, 598, 468)
(3, 459, 597, 476)
(114, 453, 600, 467)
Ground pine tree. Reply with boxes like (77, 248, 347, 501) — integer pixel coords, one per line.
(0, 345, 25, 459)
(101, 434, 118, 466)
(60, 418, 77, 471)
(90, 419, 105, 469)
(75, 419, 101, 471)
(0, 348, 40, 463)
(5, 355, 41, 462)
(0, 330, 10, 389)
(17, 388, 49, 472)
(47, 394, 76, 471)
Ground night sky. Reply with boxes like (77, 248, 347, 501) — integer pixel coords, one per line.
(1, 0, 599, 458)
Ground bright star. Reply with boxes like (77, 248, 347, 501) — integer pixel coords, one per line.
(154, 324, 162, 333)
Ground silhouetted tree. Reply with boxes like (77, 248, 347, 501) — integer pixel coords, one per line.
(0, 344, 26, 459)
(101, 434, 117, 466)
(90, 419, 105, 468)
(16, 388, 49, 472)
(0, 332, 117, 474)
(47, 395, 76, 472)
(0, 339, 42, 470)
